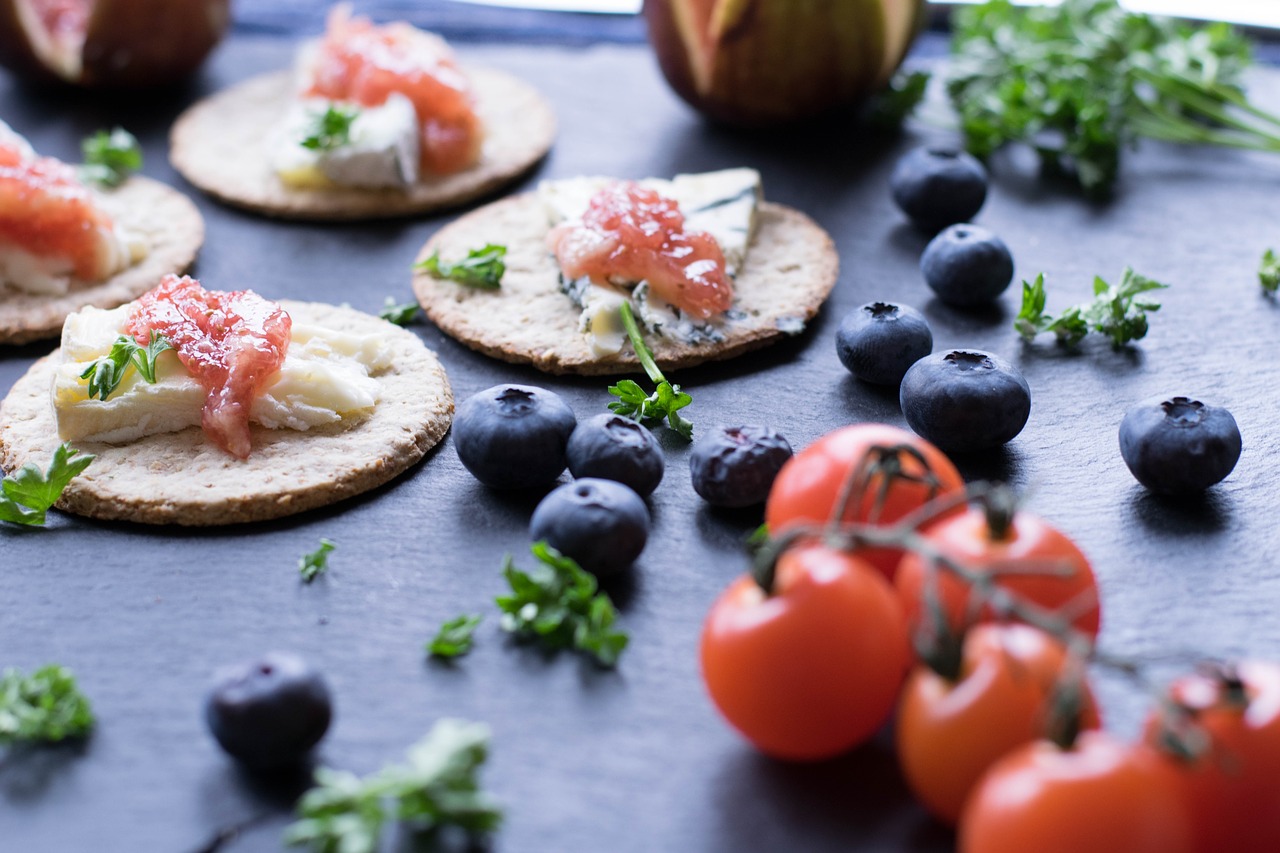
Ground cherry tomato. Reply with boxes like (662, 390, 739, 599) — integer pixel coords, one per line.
(897, 623, 1101, 826)
(764, 424, 964, 579)
(700, 543, 910, 760)
(1143, 661, 1280, 853)
(959, 731, 1194, 853)
(895, 506, 1101, 641)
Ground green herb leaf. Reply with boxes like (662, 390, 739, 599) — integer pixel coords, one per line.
(0, 443, 94, 527)
(415, 244, 506, 290)
(299, 539, 336, 583)
(606, 302, 693, 441)
(78, 332, 173, 402)
(379, 297, 420, 326)
(300, 105, 360, 152)
(79, 127, 142, 188)
(1261, 249, 1280, 293)
(0, 665, 94, 744)
(495, 542, 629, 667)
(284, 719, 502, 852)
(428, 614, 482, 659)
(1017, 268, 1168, 349)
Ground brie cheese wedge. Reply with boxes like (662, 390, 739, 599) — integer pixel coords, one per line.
(273, 94, 420, 190)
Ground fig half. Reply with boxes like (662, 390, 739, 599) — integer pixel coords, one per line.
(0, 0, 230, 88)
(643, 0, 926, 125)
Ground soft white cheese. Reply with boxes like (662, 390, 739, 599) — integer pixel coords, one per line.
(53, 305, 393, 444)
(272, 94, 420, 190)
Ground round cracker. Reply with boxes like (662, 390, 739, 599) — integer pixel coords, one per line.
(411, 196, 840, 376)
(170, 68, 556, 221)
(0, 177, 204, 345)
(0, 301, 453, 526)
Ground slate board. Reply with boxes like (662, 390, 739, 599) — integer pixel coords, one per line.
(3, 32, 1280, 853)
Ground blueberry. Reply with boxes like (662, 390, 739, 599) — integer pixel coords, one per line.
(454, 385, 577, 489)
(836, 302, 933, 386)
(920, 224, 1014, 306)
(530, 478, 650, 576)
(689, 425, 793, 507)
(1119, 396, 1241, 494)
(900, 350, 1030, 453)
(890, 147, 988, 232)
(205, 652, 332, 770)
(566, 413, 665, 497)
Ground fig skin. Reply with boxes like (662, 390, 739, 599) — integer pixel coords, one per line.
(643, 0, 927, 126)
(0, 0, 230, 88)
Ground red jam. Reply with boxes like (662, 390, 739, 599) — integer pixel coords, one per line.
(126, 275, 292, 460)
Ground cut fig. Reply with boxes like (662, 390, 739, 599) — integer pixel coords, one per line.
(0, 0, 230, 88)
(643, 0, 926, 125)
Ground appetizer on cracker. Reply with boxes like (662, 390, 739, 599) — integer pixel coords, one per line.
(0, 120, 203, 345)
(170, 5, 555, 220)
(0, 274, 453, 525)
(412, 168, 839, 375)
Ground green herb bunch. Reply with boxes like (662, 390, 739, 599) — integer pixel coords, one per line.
(0, 665, 95, 744)
(608, 302, 693, 440)
(80, 127, 143, 188)
(1016, 268, 1169, 348)
(1, 443, 94, 527)
(416, 244, 506, 290)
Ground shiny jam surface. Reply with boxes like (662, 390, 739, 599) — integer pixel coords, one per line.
(547, 182, 733, 320)
(126, 275, 292, 460)
(304, 7, 481, 176)
(0, 138, 116, 280)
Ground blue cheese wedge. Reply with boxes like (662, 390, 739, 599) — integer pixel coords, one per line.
(539, 168, 760, 354)
(273, 94, 420, 190)
(53, 304, 393, 444)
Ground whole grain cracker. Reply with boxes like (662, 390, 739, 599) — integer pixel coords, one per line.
(170, 68, 555, 221)
(0, 177, 204, 345)
(0, 301, 453, 526)
(411, 195, 839, 375)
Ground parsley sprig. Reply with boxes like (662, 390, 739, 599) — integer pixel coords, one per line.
(79, 127, 142, 188)
(379, 297, 420, 326)
(300, 105, 359, 152)
(427, 615, 482, 659)
(79, 332, 172, 402)
(496, 542, 628, 667)
(1016, 268, 1169, 349)
(284, 719, 501, 853)
(0, 665, 94, 745)
(948, 0, 1280, 195)
(607, 301, 693, 441)
(1, 443, 94, 527)
(415, 244, 506, 290)
(299, 539, 336, 583)
(1260, 249, 1280, 294)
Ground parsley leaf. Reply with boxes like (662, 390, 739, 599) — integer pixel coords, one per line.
(495, 542, 629, 667)
(79, 332, 172, 402)
(379, 297, 420, 326)
(0, 665, 95, 745)
(79, 127, 142, 188)
(1016, 268, 1168, 349)
(607, 302, 693, 441)
(284, 719, 501, 853)
(1261, 249, 1280, 293)
(300, 105, 360, 152)
(299, 539, 336, 583)
(415, 244, 506, 290)
(0, 443, 94, 527)
(427, 614, 482, 659)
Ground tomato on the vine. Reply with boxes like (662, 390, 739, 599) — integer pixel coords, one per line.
(897, 623, 1101, 825)
(700, 542, 910, 761)
(1143, 661, 1280, 853)
(959, 732, 1194, 853)
(764, 424, 964, 579)
(895, 506, 1101, 641)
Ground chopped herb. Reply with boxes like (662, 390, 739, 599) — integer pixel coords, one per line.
(299, 539, 336, 583)
(79, 331, 173, 402)
(1016, 268, 1169, 349)
(1261, 249, 1280, 293)
(427, 614, 482, 659)
(948, 0, 1280, 195)
(300, 105, 359, 152)
(495, 541, 629, 667)
(607, 301, 693, 441)
(379, 297, 420, 326)
(1, 443, 94, 527)
(415, 244, 506, 290)
(866, 69, 932, 128)
(79, 127, 142, 188)
(0, 665, 95, 744)
(284, 719, 502, 853)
